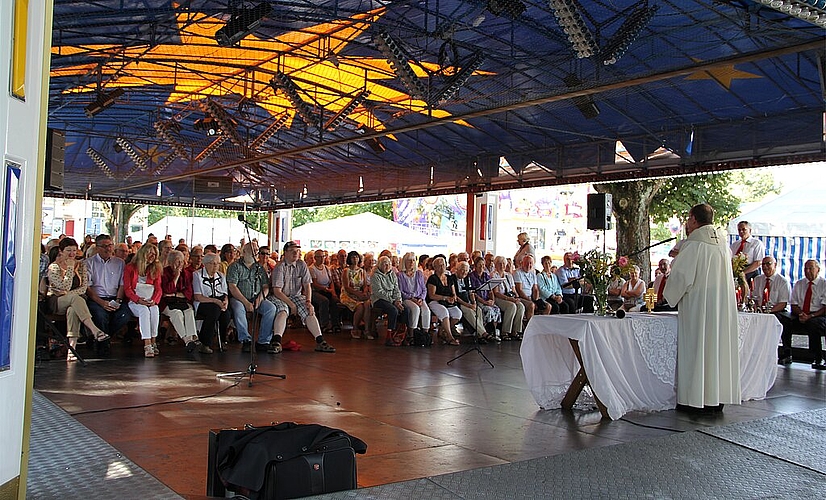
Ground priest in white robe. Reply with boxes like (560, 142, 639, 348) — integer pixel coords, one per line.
(663, 203, 740, 411)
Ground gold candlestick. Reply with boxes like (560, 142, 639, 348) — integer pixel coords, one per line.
(644, 287, 657, 313)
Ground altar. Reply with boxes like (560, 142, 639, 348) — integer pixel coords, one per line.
(520, 312, 782, 420)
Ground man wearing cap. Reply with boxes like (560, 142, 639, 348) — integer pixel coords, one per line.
(226, 241, 278, 353)
(268, 241, 336, 353)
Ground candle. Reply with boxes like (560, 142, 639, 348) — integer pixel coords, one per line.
(736, 288, 742, 303)
(763, 287, 769, 305)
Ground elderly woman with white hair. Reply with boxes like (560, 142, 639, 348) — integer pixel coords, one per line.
(371, 255, 407, 346)
(160, 249, 201, 352)
(397, 252, 431, 339)
(426, 256, 461, 345)
(192, 252, 231, 353)
(491, 255, 525, 341)
(620, 265, 646, 312)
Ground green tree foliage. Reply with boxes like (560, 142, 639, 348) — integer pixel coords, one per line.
(729, 168, 782, 202)
(292, 201, 393, 228)
(101, 202, 144, 242)
(649, 173, 741, 226)
(147, 206, 269, 234)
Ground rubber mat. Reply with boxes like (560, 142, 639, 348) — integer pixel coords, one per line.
(700, 408, 826, 474)
(27, 391, 181, 500)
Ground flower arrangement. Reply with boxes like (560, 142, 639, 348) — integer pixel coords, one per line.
(611, 255, 636, 278)
(731, 253, 748, 288)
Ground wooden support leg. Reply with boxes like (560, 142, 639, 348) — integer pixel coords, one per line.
(560, 339, 610, 419)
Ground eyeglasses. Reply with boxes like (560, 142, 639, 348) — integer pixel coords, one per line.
(259, 252, 270, 256)
(761, 262, 774, 267)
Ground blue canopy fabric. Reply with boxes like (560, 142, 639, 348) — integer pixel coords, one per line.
(47, 0, 826, 208)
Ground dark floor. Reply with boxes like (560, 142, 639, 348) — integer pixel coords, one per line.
(32, 327, 826, 499)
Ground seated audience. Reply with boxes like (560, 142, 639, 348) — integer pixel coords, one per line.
(192, 253, 231, 353)
(268, 241, 335, 353)
(752, 256, 792, 364)
(160, 250, 201, 352)
(454, 261, 491, 342)
(620, 265, 646, 311)
(40, 237, 109, 361)
(468, 257, 502, 333)
(649, 258, 676, 311)
(124, 243, 163, 358)
(85, 233, 132, 341)
(219, 243, 236, 274)
(340, 250, 373, 339)
(513, 255, 544, 320)
(781, 259, 826, 370)
(426, 256, 461, 345)
(398, 252, 431, 340)
(227, 242, 276, 353)
(491, 255, 525, 341)
(537, 256, 569, 314)
(309, 249, 339, 333)
(371, 256, 407, 346)
(556, 252, 595, 313)
(186, 245, 204, 274)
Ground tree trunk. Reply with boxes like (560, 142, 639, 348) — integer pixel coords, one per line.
(102, 202, 144, 243)
(595, 180, 665, 284)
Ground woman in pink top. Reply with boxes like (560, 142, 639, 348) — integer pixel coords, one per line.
(124, 243, 163, 357)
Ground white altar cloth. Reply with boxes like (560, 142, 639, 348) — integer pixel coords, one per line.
(520, 312, 781, 420)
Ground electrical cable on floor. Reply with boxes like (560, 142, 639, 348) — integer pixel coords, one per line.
(68, 381, 241, 416)
(619, 416, 686, 432)
(698, 428, 826, 477)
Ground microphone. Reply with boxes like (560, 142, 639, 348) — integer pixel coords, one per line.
(615, 309, 626, 319)
(237, 214, 245, 222)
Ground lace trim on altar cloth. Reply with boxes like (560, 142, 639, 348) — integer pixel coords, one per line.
(537, 384, 596, 411)
(631, 316, 677, 385)
(736, 314, 753, 352)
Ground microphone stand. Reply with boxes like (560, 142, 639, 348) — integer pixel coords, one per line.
(628, 237, 676, 258)
(447, 278, 503, 369)
(217, 214, 286, 387)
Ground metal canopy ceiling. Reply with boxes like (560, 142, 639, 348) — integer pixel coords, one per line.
(48, 0, 826, 209)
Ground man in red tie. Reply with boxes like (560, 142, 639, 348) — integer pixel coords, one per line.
(650, 259, 676, 312)
(753, 257, 793, 364)
(786, 260, 826, 370)
(730, 221, 765, 284)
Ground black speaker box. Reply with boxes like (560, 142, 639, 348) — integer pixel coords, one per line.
(45, 128, 65, 190)
(587, 193, 612, 230)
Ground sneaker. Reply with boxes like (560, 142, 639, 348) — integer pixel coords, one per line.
(241, 341, 251, 353)
(315, 341, 336, 353)
(268, 342, 282, 354)
(186, 340, 198, 353)
(198, 344, 214, 354)
(152, 342, 160, 355)
(144, 345, 155, 358)
(255, 342, 270, 352)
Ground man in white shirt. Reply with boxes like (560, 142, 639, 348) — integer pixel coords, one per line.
(555, 252, 594, 313)
(85, 234, 132, 343)
(730, 221, 765, 283)
(268, 242, 335, 353)
(513, 255, 545, 321)
(785, 259, 826, 370)
(650, 259, 677, 312)
(752, 256, 793, 364)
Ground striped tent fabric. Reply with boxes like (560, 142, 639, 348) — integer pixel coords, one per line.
(729, 235, 826, 286)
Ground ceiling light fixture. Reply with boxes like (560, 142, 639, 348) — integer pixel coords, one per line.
(86, 147, 115, 179)
(428, 52, 484, 107)
(549, 0, 598, 59)
(153, 120, 188, 160)
(324, 91, 369, 131)
(563, 74, 600, 119)
(486, 0, 526, 19)
(194, 116, 221, 136)
(601, 5, 659, 65)
(269, 71, 321, 128)
(757, 0, 826, 27)
(373, 31, 427, 101)
(358, 176, 364, 193)
(215, 2, 272, 47)
(115, 137, 148, 172)
(84, 87, 125, 118)
(250, 113, 289, 150)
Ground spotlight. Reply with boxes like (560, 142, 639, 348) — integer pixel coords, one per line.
(549, 0, 597, 59)
(154, 120, 189, 160)
(194, 116, 221, 136)
(358, 176, 364, 193)
(428, 52, 484, 107)
(86, 147, 116, 179)
(269, 71, 321, 129)
(601, 5, 659, 65)
(215, 2, 272, 47)
(486, 0, 526, 19)
(202, 100, 241, 144)
(757, 0, 826, 27)
(373, 31, 427, 100)
(324, 91, 369, 131)
(84, 87, 125, 118)
(563, 74, 600, 119)
(356, 125, 386, 154)
(115, 137, 147, 172)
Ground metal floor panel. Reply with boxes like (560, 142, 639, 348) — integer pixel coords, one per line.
(27, 391, 181, 500)
(701, 408, 826, 474)
(310, 421, 826, 500)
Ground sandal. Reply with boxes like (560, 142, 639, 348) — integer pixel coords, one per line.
(350, 328, 362, 339)
(93, 329, 110, 342)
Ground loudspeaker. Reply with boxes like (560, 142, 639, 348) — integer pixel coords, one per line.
(587, 193, 612, 230)
(45, 128, 65, 190)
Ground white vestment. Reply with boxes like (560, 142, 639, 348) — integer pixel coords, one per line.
(663, 224, 740, 407)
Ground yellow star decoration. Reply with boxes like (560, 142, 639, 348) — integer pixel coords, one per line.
(51, 7, 483, 138)
(684, 57, 761, 90)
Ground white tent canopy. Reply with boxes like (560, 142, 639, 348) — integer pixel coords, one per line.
(727, 186, 826, 238)
(130, 216, 267, 247)
(291, 212, 447, 255)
